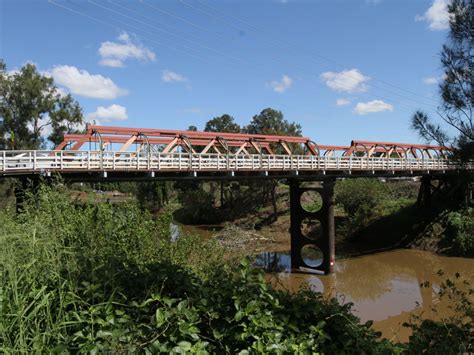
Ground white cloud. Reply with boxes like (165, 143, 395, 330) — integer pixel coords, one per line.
(99, 58, 124, 68)
(269, 74, 293, 93)
(162, 70, 188, 83)
(336, 98, 351, 106)
(422, 74, 446, 85)
(320, 68, 370, 93)
(415, 0, 449, 30)
(423, 77, 439, 85)
(354, 100, 394, 115)
(86, 104, 128, 123)
(50, 65, 128, 99)
(99, 31, 156, 68)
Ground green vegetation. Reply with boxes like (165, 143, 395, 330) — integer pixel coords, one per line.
(404, 272, 473, 354)
(411, 0, 472, 161)
(0, 61, 83, 149)
(335, 178, 417, 236)
(1, 183, 401, 353)
(445, 208, 474, 256)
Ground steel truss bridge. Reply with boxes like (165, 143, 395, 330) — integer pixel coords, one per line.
(2, 125, 472, 276)
(0, 125, 468, 180)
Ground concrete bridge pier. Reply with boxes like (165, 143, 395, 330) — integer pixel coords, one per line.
(289, 178, 336, 275)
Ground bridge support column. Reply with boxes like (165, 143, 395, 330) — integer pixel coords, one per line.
(290, 178, 336, 275)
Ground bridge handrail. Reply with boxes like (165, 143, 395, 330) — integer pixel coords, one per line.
(0, 150, 471, 174)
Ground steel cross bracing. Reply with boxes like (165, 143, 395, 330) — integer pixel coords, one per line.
(0, 125, 471, 179)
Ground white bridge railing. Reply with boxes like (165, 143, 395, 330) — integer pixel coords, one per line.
(0, 150, 469, 174)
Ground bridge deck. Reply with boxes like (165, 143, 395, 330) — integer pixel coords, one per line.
(1, 150, 468, 181)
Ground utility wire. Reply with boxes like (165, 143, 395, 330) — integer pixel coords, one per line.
(187, 0, 439, 107)
(88, 0, 249, 65)
(52, 0, 433, 115)
(50, 0, 215, 65)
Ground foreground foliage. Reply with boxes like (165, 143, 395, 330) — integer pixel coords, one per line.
(0, 184, 397, 353)
(404, 272, 473, 354)
(1, 183, 471, 353)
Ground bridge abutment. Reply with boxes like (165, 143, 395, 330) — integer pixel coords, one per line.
(289, 178, 335, 275)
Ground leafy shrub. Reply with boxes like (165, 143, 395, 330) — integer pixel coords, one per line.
(336, 178, 389, 232)
(445, 208, 474, 256)
(176, 185, 222, 224)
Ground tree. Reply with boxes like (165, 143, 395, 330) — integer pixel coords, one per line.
(245, 108, 303, 219)
(187, 125, 197, 131)
(204, 114, 240, 133)
(0, 61, 83, 149)
(204, 114, 240, 208)
(244, 108, 302, 137)
(411, 0, 473, 160)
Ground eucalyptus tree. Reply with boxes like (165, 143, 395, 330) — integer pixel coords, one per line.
(0, 61, 83, 149)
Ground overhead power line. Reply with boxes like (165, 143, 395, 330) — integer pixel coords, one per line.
(186, 0, 439, 107)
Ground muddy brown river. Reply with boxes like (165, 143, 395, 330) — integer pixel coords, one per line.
(176, 223, 473, 343)
(256, 249, 474, 342)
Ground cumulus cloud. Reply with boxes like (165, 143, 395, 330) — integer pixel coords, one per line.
(50, 65, 128, 99)
(415, 0, 449, 30)
(162, 70, 188, 83)
(354, 100, 394, 115)
(269, 75, 293, 93)
(336, 98, 351, 106)
(320, 69, 370, 93)
(99, 31, 156, 68)
(86, 104, 128, 124)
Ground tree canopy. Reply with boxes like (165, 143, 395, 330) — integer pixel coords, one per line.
(411, 0, 473, 160)
(204, 114, 240, 133)
(244, 108, 302, 137)
(0, 61, 83, 149)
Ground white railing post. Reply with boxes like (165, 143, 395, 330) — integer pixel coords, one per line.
(2, 151, 5, 172)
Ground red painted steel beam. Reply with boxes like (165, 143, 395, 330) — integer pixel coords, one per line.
(58, 134, 273, 150)
(86, 125, 312, 144)
(55, 125, 449, 157)
(351, 140, 448, 151)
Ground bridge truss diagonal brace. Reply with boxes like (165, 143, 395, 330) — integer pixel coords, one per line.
(289, 178, 336, 275)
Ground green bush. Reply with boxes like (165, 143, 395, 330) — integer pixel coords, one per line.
(445, 208, 474, 256)
(336, 178, 389, 232)
(0, 183, 397, 353)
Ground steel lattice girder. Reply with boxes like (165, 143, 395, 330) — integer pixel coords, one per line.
(55, 124, 450, 159)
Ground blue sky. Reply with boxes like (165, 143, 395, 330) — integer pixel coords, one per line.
(0, 0, 451, 146)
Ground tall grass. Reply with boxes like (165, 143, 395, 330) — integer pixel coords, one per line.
(0, 184, 224, 352)
(1, 183, 399, 353)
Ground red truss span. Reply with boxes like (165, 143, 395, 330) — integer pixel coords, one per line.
(55, 125, 450, 159)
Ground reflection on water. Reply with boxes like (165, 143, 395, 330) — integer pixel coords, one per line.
(255, 249, 474, 342)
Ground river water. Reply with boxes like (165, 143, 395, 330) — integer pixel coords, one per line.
(255, 249, 474, 342)
(172, 222, 473, 342)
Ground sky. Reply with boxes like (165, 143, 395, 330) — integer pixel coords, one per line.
(0, 0, 452, 146)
